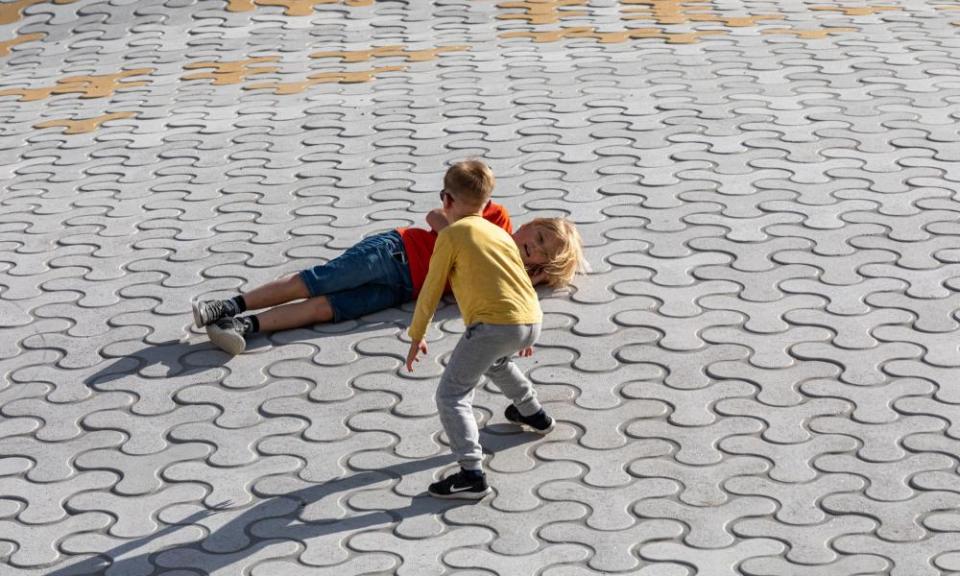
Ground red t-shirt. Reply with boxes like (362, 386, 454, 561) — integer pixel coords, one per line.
(397, 202, 513, 297)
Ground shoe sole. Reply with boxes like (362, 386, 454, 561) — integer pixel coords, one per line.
(429, 487, 492, 500)
(206, 325, 245, 355)
(192, 302, 206, 329)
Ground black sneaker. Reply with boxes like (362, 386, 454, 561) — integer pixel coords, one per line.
(505, 405, 555, 435)
(207, 318, 247, 355)
(428, 470, 491, 500)
(193, 299, 235, 328)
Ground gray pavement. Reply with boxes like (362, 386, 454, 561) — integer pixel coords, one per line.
(2, 0, 960, 574)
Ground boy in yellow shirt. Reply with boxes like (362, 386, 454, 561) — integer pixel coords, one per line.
(405, 159, 557, 500)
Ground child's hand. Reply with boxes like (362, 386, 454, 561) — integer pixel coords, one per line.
(527, 266, 547, 286)
(406, 339, 428, 372)
(426, 209, 449, 233)
(519, 346, 534, 357)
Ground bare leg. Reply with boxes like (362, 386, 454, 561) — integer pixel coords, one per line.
(255, 295, 334, 333)
(242, 273, 310, 310)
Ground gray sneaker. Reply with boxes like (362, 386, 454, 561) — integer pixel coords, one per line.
(207, 318, 247, 355)
(193, 299, 232, 328)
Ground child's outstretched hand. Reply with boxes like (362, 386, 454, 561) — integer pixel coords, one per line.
(406, 339, 428, 372)
(519, 346, 534, 357)
(527, 266, 547, 287)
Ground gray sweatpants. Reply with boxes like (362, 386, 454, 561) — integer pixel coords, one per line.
(436, 322, 542, 472)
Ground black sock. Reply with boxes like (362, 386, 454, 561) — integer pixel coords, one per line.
(231, 295, 247, 314)
(461, 468, 484, 480)
(239, 315, 259, 335)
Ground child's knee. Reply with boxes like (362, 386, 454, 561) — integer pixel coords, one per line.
(487, 357, 511, 373)
(487, 357, 520, 382)
(310, 296, 333, 321)
(436, 377, 472, 406)
(435, 382, 457, 405)
(285, 272, 310, 297)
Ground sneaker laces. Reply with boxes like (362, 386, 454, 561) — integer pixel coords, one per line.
(206, 299, 240, 323)
(206, 300, 228, 320)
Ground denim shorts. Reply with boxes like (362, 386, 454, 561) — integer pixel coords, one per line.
(299, 230, 414, 322)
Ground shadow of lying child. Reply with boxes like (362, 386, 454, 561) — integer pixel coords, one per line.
(82, 302, 455, 385)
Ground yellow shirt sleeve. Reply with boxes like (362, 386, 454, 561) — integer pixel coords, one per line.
(408, 228, 454, 341)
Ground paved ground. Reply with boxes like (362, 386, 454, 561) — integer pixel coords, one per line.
(2, 0, 960, 574)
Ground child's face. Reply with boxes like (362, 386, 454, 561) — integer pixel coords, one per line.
(513, 223, 562, 268)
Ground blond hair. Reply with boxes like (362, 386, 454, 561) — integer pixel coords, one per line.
(529, 217, 588, 289)
(444, 159, 495, 209)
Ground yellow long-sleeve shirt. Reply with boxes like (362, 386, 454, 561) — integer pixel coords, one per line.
(408, 215, 542, 342)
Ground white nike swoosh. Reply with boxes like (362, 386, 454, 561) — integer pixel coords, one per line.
(448, 484, 477, 493)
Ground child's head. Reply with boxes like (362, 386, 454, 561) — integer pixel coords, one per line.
(444, 159, 495, 210)
(514, 217, 587, 288)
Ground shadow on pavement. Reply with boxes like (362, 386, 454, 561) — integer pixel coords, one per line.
(81, 311, 430, 386)
(82, 339, 232, 386)
(45, 428, 535, 575)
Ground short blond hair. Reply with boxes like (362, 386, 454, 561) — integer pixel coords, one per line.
(444, 159, 495, 209)
(529, 217, 588, 288)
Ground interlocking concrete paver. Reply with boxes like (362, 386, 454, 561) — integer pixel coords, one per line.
(741, 554, 891, 576)
(537, 434, 672, 488)
(542, 518, 685, 573)
(721, 432, 860, 483)
(4, 0, 960, 574)
(0, 469, 116, 524)
(0, 512, 114, 568)
(726, 472, 866, 524)
(811, 413, 945, 461)
(642, 538, 787, 576)
(74, 483, 209, 539)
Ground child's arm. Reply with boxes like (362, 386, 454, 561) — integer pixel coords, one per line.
(426, 209, 449, 233)
(528, 266, 547, 287)
(406, 231, 455, 371)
